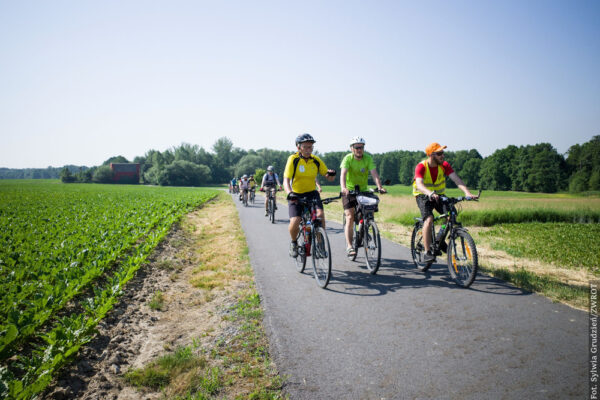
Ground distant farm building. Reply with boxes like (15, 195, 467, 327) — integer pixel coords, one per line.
(110, 163, 140, 184)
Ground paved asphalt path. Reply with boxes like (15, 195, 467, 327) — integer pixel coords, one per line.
(232, 192, 587, 399)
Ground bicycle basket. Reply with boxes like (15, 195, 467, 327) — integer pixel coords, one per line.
(357, 194, 379, 211)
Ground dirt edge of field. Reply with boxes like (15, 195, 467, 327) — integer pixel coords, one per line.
(43, 194, 280, 400)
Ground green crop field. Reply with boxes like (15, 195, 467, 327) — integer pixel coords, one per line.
(0, 180, 219, 399)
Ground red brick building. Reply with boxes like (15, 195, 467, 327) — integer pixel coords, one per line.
(110, 163, 140, 184)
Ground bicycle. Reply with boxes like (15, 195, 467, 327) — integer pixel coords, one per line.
(342, 186, 385, 274)
(249, 188, 255, 204)
(291, 194, 340, 288)
(262, 186, 278, 224)
(410, 191, 481, 288)
(241, 189, 249, 207)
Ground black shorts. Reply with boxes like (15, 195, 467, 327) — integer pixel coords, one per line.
(341, 193, 357, 210)
(416, 194, 445, 219)
(288, 191, 323, 218)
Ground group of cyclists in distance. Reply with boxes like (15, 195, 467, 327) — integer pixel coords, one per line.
(231, 132, 479, 265)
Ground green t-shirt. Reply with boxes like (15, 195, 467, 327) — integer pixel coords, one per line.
(340, 153, 376, 192)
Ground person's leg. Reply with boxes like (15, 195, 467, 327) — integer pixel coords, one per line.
(423, 215, 434, 252)
(344, 208, 355, 249)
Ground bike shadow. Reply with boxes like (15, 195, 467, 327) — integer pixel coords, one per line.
(326, 257, 532, 298)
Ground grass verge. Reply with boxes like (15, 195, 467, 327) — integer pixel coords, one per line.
(124, 193, 285, 399)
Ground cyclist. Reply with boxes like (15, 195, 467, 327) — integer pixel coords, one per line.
(230, 176, 238, 193)
(413, 142, 477, 262)
(260, 166, 282, 216)
(284, 133, 336, 257)
(248, 175, 257, 200)
(239, 174, 250, 202)
(340, 137, 386, 257)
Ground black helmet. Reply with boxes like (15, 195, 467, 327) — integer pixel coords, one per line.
(295, 133, 316, 146)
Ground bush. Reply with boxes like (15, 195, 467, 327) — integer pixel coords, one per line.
(92, 165, 113, 183)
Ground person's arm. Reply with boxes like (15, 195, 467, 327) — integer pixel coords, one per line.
(260, 174, 266, 189)
(415, 178, 435, 198)
(340, 168, 349, 195)
(315, 178, 322, 193)
(370, 169, 386, 193)
(283, 177, 293, 194)
(275, 174, 282, 188)
(448, 172, 476, 198)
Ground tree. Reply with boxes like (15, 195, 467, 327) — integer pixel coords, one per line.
(60, 167, 76, 183)
(163, 161, 211, 186)
(92, 165, 113, 183)
(102, 155, 130, 165)
(235, 155, 264, 178)
(567, 135, 600, 192)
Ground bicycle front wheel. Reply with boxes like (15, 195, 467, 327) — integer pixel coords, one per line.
(312, 226, 332, 288)
(269, 198, 275, 223)
(410, 223, 433, 272)
(364, 220, 381, 274)
(447, 229, 478, 288)
(294, 230, 307, 272)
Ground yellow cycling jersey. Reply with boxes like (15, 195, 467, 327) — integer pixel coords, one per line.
(284, 153, 328, 194)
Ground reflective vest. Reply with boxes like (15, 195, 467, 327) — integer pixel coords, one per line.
(412, 160, 446, 196)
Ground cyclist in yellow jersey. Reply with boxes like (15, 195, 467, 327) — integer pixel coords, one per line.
(413, 142, 478, 262)
(283, 133, 336, 257)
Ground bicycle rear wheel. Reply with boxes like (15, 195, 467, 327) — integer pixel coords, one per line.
(364, 220, 381, 274)
(294, 230, 307, 272)
(312, 226, 332, 288)
(447, 229, 478, 288)
(410, 223, 433, 272)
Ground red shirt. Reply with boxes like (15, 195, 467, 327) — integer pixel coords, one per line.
(415, 161, 454, 183)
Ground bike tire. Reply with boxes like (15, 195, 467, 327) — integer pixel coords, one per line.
(364, 220, 381, 275)
(447, 229, 478, 288)
(269, 198, 275, 223)
(311, 226, 332, 288)
(410, 223, 433, 272)
(294, 230, 307, 272)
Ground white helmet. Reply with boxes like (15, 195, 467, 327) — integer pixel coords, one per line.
(267, 165, 274, 172)
(349, 136, 366, 147)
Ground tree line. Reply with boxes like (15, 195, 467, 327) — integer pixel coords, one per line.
(2, 136, 598, 193)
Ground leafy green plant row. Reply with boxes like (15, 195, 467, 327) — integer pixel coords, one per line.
(0, 184, 216, 356)
(2, 210, 183, 399)
(0, 182, 218, 395)
(476, 222, 600, 271)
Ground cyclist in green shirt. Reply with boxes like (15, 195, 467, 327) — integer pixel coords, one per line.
(340, 137, 386, 256)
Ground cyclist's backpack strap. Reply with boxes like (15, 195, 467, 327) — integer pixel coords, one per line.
(291, 155, 321, 184)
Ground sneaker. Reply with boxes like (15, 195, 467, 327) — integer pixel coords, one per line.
(289, 241, 298, 257)
(346, 247, 356, 257)
(423, 251, 436, 263)
(265, 210, 268, 216)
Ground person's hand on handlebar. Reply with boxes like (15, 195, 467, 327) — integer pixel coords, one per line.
(341, 187, 349, 196)
(377, 187, 387, 194)
(428, 191, 439, 201)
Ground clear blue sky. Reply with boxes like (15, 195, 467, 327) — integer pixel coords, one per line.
(1, 0, 599, 168)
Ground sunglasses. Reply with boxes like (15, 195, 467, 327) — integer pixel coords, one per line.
(433, 151, 444, 156)
(353, 146, 364, 150)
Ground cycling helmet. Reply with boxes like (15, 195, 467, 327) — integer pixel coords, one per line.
(349, 136, 366, 147)
(267, 165, 274, 172)
(242, 174, 248, 179)
(295, 133, 316, 146)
